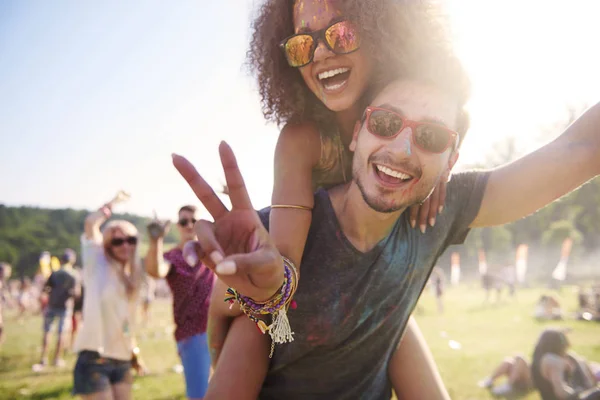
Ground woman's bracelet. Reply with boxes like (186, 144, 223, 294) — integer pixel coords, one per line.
(271, 204, 313, 211)
(224, 257, 298, 356)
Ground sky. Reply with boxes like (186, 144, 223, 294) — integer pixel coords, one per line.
(1, 0, 599, 221)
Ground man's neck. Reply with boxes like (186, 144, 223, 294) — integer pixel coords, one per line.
(328, 183, 405, 253)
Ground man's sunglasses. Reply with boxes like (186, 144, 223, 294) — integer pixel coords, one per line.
(178, 218, 197, 227)
(111, 236, 138, 247)
(363, 107, 459, 154)
(280, 20, 360, 68)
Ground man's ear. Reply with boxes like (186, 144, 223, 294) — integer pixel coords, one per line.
(349, 120, 361, 152)
(447, 150, 459, 172)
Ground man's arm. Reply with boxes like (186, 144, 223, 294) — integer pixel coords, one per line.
(389, 317, 450, 400)
(471, 103, 600, 228)
(144, 238, 170, 279)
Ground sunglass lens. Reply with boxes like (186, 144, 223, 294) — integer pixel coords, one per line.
(178, 218, 196, 227)
(368, 109, 404, 137)
(126, 236, 138, 245)
(325, 20, 360, 54)
(415, 125, 450, 153)
(111, 238, 125, 246)
(284, 35, 314, 67)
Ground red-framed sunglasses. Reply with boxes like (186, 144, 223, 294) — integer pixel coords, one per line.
(363, 107, 459, 154)
(279, 19, 360, 68)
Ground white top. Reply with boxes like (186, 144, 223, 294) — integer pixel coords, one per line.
(73, 235, 138, 360)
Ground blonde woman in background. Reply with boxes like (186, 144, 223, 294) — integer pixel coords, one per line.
(72, 192, 142, 400)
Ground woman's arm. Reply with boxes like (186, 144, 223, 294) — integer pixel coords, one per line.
(542, 354, 577, 399)
(204, 123, 322, 395)
(269, 122, 322, 267)
(84, 206, 110, 242)
(389, 317, 450, 400)
(205, 314, 270, 400)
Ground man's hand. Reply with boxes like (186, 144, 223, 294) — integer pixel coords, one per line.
(172, 141, 284, 301)
(147, 214, 171, 241)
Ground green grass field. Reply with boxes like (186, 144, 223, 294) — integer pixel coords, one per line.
(1, 284, 598, 399)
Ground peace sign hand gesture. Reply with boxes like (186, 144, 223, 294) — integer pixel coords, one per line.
(172, 142, 284, 302)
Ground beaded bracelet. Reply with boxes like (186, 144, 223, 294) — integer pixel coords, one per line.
(225, 257, 298, 356)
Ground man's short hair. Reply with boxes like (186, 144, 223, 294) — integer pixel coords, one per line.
(179, 205, 197, 215)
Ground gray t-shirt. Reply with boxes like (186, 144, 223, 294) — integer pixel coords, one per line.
(258, 171, 490, 400)
(45, 268, 76, 311)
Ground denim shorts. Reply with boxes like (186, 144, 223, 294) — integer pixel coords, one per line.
(73, 351, 132, 395)
(177, 333, 211, 398)
(43, 307, 66, 334)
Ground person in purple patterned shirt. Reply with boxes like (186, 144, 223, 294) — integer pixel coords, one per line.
(145, 205, 214, 400)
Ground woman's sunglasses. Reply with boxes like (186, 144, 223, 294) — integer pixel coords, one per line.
(363, 107, 459, 154)
(280, 20, 360, 68)
(111, 236, 138, 247)
(178, 218, 197, 227)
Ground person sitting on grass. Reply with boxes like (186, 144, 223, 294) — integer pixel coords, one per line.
(479, 355, 533, 398)
(531, 328, 600, 400)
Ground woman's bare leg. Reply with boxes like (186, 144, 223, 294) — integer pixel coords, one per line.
(111, 382, 132, 400)
(508, 355, 531, 388)
(81, 389, 113, 400)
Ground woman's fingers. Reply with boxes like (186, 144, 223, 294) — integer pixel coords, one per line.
(219, 142, 255, 211)
(426, 185, 441, 228)
(409, 205, 419, 229)
(172, 154, 228, 220)
(438, 174, 448, 214)
(417, 198, 430, 233)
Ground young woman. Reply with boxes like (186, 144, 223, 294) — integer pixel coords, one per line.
(72, 192, 142, 400)
(531, 329, 600, 400)
(203, 0, 465, 398)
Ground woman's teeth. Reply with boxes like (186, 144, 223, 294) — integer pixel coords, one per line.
(318, 67, 350, 91)
(318, 67, 349, 80)
(376, 165, 412, 180)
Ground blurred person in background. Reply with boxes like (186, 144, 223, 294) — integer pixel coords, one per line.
(18, 277, 34, 319)
(72, 192, 143, 400)
(145, 205, 214, 400)
(479, 354, 533, 397)
(35, 249, 77, 369)
(140, 274, 156, 327)
(534, 295, 563, 321)
(531, 328, 600, 400)
(0, 262, 11, 345)
(71, 264, 84, 350)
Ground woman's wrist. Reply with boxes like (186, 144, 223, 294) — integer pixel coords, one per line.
(99, 204, 112, 218)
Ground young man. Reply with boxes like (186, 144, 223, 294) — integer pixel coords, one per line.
(38, 249, 77, 368)
(144, 205, 214, 400)
(173, 74, 599, 399)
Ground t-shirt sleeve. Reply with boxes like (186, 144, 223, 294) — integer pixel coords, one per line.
(444, 170, 491, 245)
(258, 207, 271, 231)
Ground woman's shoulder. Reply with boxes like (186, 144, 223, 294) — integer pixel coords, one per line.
(540, 353, 568, 372)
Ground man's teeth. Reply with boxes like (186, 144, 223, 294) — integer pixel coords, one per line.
(376, 165, 412, 180)
(318, 67, 349, 80)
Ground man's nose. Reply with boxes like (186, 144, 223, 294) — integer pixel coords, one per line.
(387, 127, 414, 156)
(312, 39, 334, 63)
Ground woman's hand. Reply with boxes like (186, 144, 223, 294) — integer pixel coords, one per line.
(409, 173, 449, 233)
(173, 142, 285, 302)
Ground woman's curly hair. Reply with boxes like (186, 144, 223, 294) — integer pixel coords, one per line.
(247, 0, 470, 136)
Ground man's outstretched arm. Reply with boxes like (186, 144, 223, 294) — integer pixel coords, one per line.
(389, 317, 450, 400)
(472, 102, 600, 228)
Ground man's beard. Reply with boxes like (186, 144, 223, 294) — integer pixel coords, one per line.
(352, 154, 433, 214)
